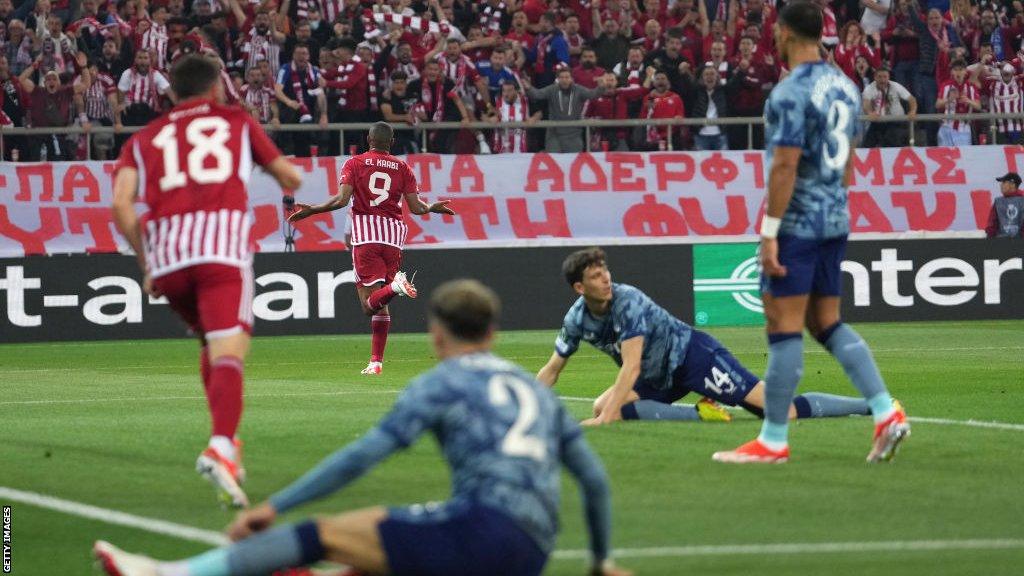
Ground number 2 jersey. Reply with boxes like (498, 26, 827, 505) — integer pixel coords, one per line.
(765, 61, 862, 239)
(114, 98, 282, 278)
(340, 150, 419, 249)
(555, 283, 694, 392)
(268, 352, 598, 555)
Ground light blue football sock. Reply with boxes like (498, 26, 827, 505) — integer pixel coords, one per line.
(159, 521, 324, 576)
(757, 332, 804, 449)
(620, 400, 700, 421)
(793, 392, 871, 418)
(820, 323, 894, 423)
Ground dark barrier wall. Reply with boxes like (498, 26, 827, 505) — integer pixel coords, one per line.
(0, 246, 694, 343)
(1, 239, 1019, 342)
(841, 239, 1024, 322)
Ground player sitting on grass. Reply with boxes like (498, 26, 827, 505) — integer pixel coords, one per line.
(536, 247, 875, 426)
(94, 279, 632, 576)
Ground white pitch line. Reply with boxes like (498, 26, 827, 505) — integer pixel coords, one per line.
(0, 486, 229, 547)
(5, 391, 1024, 434)
(3, 485, 1021, 562)
(0, 389, 403, 406)
(553, 539, 1024, 560)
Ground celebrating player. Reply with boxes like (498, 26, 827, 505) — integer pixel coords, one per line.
(111, 55, 302, 506)
(536, 248, 875, 425)
(288, 122, 455, 375)
(713, 1, 909, 464)
(95, 280, 632, 576)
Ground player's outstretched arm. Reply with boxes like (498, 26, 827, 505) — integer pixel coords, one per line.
(536, 351, 569, 387)
(562, 437, 633, 576)
(265, 156, 303, 190)
(405, 192, 456, 215)
(228, 427, 403, 541)
(582, 336, 643, 426)
(289, 183, 354, 223)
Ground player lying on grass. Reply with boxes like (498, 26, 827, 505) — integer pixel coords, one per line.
(536, 248, 875, 426)
(95, 280, 632, 576)
(713, 1, 908, 464)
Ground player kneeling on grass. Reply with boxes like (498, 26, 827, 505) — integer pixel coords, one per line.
(288, 122, 455, 376)
(95, 280, 632, 576)
(536, 247, 875, 426)
(112, 55, 303, 508)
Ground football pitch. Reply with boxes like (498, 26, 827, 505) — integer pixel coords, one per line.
(3, 320, 1023, 575)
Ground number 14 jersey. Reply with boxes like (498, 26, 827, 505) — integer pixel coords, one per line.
(764, 61, 862, 240)
(114, 98, 282, 278)
(341, 150, 419, 248)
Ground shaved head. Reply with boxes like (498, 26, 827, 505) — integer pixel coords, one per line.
(368, 121, 394, 151)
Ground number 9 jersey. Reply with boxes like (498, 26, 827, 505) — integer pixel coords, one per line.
(764, 61, 862, 240)
(114, 99, 283, 279)
(341, 150, 419, 249)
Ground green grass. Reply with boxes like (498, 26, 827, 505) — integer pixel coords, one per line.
(2, 321, 1024, 575)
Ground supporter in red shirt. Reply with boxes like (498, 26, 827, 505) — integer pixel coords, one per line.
(727, 35, 777, 148)
(505, 10, 535, 54)
(639, 70, 684, 149)
(834, 21, 881, 83)
(17, 60, 88, 160)
(564, 14, 587, 67)
(572, 46, 606, 89)
(636, 18, 664, 57)
(881, 0, 921, 92)
(583, 71, 643, 150)
(323, 38, 369, 153)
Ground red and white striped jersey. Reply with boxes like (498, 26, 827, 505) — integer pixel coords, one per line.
(988, 78, 1023, 133)
(939, 80, 978, 132)
(242, 29, 281, 81)
(340, 150, 419, 248)
(81, 70, 116, 120)
(117, 67, 170, 110)
(242, 83, 275, 122)
(137, 20, 169, 70)
(492, 94, 529, 153)
(114, 99, 283, 278)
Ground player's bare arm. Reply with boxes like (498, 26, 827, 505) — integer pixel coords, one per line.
(289, 183, 354, 223)
(760, 146, 801, 278)
(536, 352, 568, 387)
(583, 336, 643, 426)
(405, 192, 456, 215)
(111, 166, 160, 297)
(265, 156, 303, 190)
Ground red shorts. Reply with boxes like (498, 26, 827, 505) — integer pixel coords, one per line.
(153, 264, 254, 340)
(352, 243, 402, 287)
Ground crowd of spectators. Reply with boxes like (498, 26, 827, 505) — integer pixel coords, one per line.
(2, 0, 1024, 160)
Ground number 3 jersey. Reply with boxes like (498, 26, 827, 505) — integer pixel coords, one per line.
(765, 61, 862, 239)
(555, 283, 694, 392)
(114, 98, 283, 278)
(340, 150, 419, 248)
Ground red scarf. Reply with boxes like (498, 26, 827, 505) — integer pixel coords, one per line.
(535, 32, 551, 74)
(290, 63, 314, 117)
(421, 77, 446, 123)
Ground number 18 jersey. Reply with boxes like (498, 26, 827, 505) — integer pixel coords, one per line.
(114, 98, 282, 278)
(764, 61, 862, 239)
(340, 150, 419, 248)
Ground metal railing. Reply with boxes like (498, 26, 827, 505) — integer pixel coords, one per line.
(3, 112, 1024, 159)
